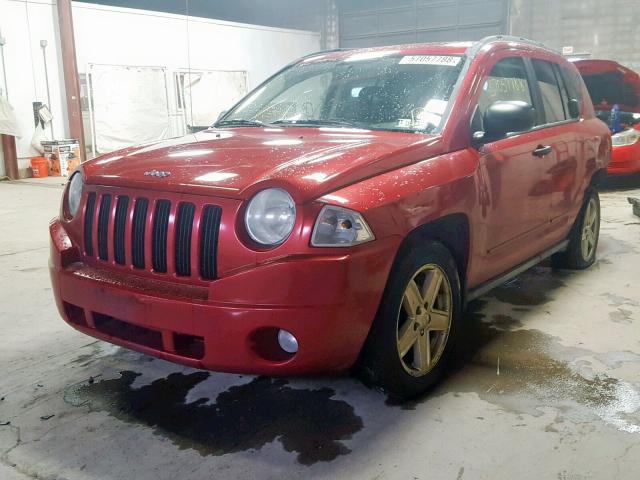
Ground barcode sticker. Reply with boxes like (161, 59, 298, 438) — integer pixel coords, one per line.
(399, 55, 461, 66)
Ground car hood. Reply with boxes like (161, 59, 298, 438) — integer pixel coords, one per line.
(574, 59, 640, 113)
(82, 127, 443, 202)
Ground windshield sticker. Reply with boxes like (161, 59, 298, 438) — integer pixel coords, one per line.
(424, 99, 448, 115)
(399, 55, 461, 66)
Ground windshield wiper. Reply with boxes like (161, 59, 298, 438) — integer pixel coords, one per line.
(271, 119, 362, 128)
(215, 119, 268, 127)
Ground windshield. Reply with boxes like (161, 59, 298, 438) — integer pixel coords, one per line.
(219, 53, 465, 133)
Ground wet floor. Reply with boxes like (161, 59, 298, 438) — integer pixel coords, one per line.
(1, 181, 639, 479)
(61, 265, 640, 465)
(65, 372, 363, 465)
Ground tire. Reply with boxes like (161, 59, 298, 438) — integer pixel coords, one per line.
(358, 240, 462, 400)
(552, 188, 600, 270)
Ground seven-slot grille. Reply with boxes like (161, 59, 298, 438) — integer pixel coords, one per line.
(83, 191, 221, 280)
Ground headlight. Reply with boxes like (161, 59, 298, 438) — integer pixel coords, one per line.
(245, 188, 296, 246)
(67, 172, 84, 217)
(311, 205, 375, 247)
(612, 128, 640, 146)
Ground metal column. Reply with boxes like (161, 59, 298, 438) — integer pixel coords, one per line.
(1, 134, 18, 180)
(57, 0, 86, 161)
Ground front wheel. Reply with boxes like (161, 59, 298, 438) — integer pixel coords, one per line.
(358, 241, 461, 400)
(553, 189, 600, 270)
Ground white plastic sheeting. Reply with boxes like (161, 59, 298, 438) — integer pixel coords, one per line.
(0, 95, 21, 138)
(89, 64, 170, 154)
(179, 70, 247, 127)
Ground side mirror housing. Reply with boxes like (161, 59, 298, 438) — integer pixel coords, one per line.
(482, 101, 535, 141)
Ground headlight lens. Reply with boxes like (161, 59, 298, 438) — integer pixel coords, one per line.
(245, 188, 296, 246)
(612, 128, 640, 146)
(311, 205, 375, 247)
(67, 172, 84, 217)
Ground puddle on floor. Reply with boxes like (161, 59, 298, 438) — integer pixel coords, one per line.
(609, 308, 634, 325)
(597, 233, 639, 257)
(68, 343, 123, 368)
(64, 372, 363, 465)
(450, 303, 623, 415)
(600, 293, 640, 308)
(485, 266, 566, 306)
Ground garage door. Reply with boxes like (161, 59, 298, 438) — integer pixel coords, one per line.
(339, 0, 509, 48)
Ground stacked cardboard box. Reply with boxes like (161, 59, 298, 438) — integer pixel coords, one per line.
(42, 139, 81, 177)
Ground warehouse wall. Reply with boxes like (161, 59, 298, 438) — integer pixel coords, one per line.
(0, 1, 320, 174)
(72, 3, 320, 91)
(509, 0, 640, 71)
(336, 0, 640, 74)
(75, 0, 339, 48)
(338, 0, 509, 48)
(75, 0, 327, 34)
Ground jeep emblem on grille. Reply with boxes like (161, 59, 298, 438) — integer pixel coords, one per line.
(144, 170, 171, 178)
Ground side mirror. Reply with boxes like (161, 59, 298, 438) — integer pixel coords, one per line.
(568, 98, 580, 118)
(481, 101, 535, 141)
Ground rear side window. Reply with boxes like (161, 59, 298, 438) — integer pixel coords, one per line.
(560, 66, 583, 118)
(473, 57, 533, 132)
(532, 59, 566, 123)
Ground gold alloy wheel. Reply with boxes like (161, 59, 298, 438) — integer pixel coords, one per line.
(581, 197, 599, 261)
(396, 264, 453, 377)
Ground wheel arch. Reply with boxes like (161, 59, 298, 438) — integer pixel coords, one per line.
(395, 213, 470, 290)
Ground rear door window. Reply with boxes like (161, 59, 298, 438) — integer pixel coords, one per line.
(553, 64, 572, 117)
(532, 59, 567, 124)
(559, 66, 583, 118)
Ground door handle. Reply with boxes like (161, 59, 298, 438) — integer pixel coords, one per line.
(533, 145, 552, 157)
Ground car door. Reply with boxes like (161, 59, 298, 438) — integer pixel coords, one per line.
(528, 58, 581, 237)
(471, 55, 558, 281)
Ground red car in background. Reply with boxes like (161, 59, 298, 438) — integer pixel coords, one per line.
(574, 59, 640, 175)
(50, 36, 610, 399)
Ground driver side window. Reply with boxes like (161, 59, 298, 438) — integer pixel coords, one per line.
(472, 57, 534, 133)
(253, 72, 333, 123)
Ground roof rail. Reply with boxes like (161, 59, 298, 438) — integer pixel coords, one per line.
(298, 47, 352, 60)
(466, 35, 560, 59)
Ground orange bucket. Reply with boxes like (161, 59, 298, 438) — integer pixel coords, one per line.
(31, 157, 49, 178)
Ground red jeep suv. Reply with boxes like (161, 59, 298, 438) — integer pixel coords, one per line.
(50, 36, 610, 399)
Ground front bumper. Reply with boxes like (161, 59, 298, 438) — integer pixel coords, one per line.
(50, 219, 399, 374)
(608, 143, 640, 175)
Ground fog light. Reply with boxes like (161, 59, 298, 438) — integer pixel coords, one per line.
(277, 329, 298, 354)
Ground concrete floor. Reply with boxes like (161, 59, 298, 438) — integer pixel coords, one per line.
(1, 179, 639, 480)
